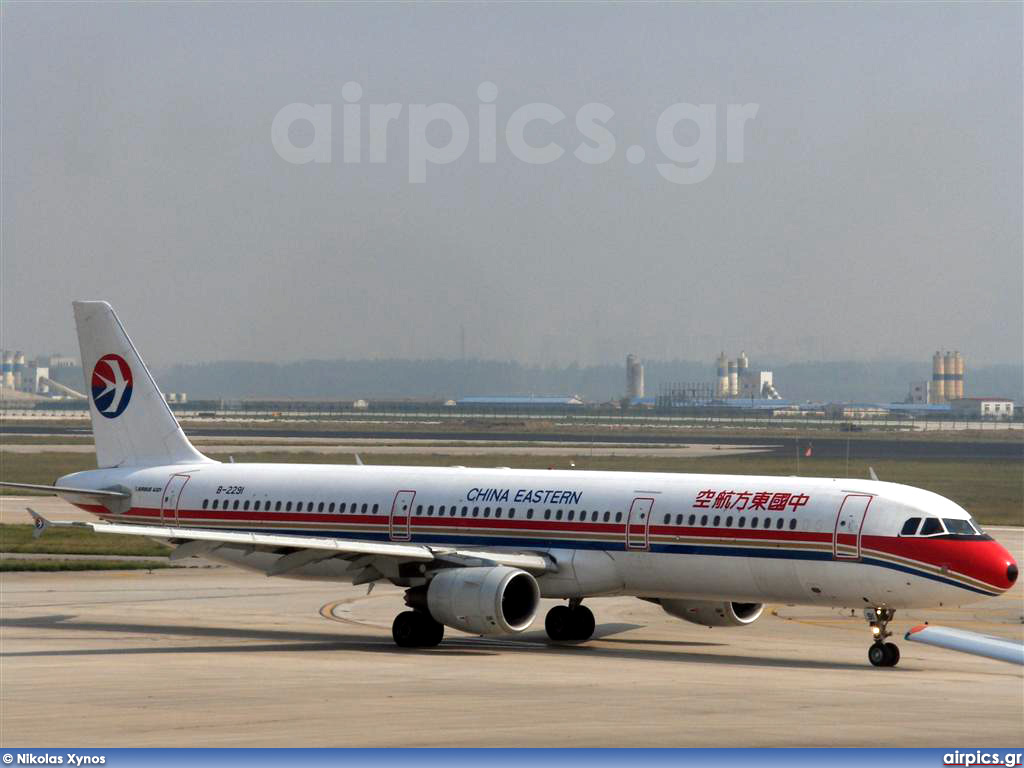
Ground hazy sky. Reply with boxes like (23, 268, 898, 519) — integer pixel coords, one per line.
(3, 3, 1021, 367)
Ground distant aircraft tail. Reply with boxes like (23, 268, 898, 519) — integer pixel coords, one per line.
(73, 301, 213, 468)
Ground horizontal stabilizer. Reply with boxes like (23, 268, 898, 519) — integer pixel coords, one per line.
(1, 482, 130, 499)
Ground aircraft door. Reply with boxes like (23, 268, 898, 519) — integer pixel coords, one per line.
(390, 490, 416, 541)
(833, 494, 872, 559)
(160, 474, 190, 525)
(626, 497, 654, 551)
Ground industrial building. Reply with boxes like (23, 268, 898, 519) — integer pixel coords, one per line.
(950, 397, 1015, 420)
(715, 352, 781, 400)
(1, 349, 85, 399)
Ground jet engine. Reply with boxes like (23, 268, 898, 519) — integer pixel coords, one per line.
(426, 566, 540, 635)
(653, 598, 764, 627)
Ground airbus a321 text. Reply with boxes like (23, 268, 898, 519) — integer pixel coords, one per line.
(5, 302, 1017, 667)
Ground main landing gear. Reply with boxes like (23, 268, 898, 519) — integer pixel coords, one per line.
(545, 599, 596, 642)
(392, 610, 445, 648)
(865, 607, 900, 667)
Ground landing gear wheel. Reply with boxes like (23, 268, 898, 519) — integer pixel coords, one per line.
(863, 608, 899, 667)
(571, 605, 596, 641)
(545, 604, 596, 642)
(545, 605, 573, 641)
(883, 642, 900, 667)
(868, 643, 888, 667)
(392, 610, 445, 648)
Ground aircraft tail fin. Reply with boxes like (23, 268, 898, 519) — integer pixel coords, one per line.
(73, 301, 213, 468)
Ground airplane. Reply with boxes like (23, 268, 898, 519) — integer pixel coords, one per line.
(3, 301, 1017, 667)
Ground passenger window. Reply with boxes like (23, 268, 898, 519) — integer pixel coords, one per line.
(472, 508, 479, 517)
(544, 510, 551, 520)
(603, 511, 610, 522)
(900, 517, 921, 536)
(275, 501, 282, 511)
(556, 510, 563, 520)
(527, 509, 534, 519)
(725, 516, 732, 527)
(738, 516, 746, 527)
(305, 502, 312, 512)
(337, 502, 344, 513)
(688, 514, 696, 525)
(317, 502, 324, 513)
(700, 515, 708, 526)
(713, 515, 720, 526)
(361, 503, 368, 514)
(202, 499, 209, 510)
(484, 508, 491, 518)
(233, 500, 240, 510)
(495, 507, 502, 518)
(568, 511, 575, 521)
(329, 502, 335, 513)
(676, 514, 684, 525)
(615, 512, 622, 523)
(243, 500, 250, 511)
(417, 505, 423, 515)
(428, 505, 434, 515)
(439, 505, 446, 515)
(920, 518, 943, 536)
(372, 504, 379, 514)
(591, 512, 598, 522)
(751, 517, 758, 528)
(789, 518, 797, 530)
(776, 518, 784, 529)
(285, 501, 292, 511)
(211, 499, 219, 510)
(509, 509, 516, 519)
(763, 517, 771, 529)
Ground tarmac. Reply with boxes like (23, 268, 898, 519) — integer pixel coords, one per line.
(1, 497, 1022, 747)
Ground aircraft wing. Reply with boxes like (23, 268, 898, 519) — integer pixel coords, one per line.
(904, 624, 1024, 665)
(26, 509, 557, 576)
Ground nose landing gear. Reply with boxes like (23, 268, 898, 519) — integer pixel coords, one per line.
(865, 608, 900, 667)
(545, 599, 596, 642)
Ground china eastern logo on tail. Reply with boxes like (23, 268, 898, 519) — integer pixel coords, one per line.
(91, 354, 133, 418)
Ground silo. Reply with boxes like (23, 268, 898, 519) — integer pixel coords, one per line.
(633, 361, 645, 399)
(932, 351, 945, 403)
(737, 352, 749, 395)
(954, 352, 965, 399)
(13, 351, 26, 390)
(728, 359, 738, 397)
(2, 351, 12, 389)
(716, 352, 728, 398)
(944, 352, 955, 402)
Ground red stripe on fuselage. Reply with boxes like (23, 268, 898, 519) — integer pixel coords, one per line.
(71, 502, 1015, 591)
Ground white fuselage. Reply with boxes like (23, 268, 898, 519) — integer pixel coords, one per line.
(61, 462, 1012, 610)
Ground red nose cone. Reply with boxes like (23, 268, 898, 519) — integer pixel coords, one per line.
(936, 539, 1019, 592)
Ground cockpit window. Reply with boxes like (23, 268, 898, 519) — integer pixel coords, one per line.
(919, 517, 944, 536)
(943, 518, 978, 536)
(900, 517, 921, 536)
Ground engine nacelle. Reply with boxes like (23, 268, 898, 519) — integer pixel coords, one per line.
(655, 599, 764, 627)
(427, 566, 540, 635)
